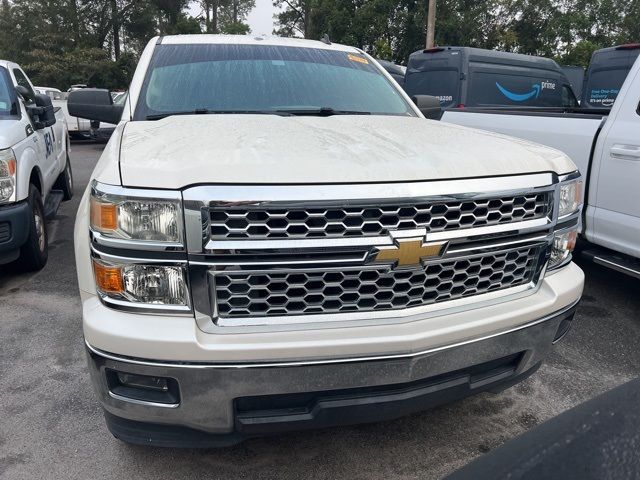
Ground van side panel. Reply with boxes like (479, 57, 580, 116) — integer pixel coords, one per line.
(466, 61, 567, 108)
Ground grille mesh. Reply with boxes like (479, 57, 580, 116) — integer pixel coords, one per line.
(215, 246, 542, 318)
(209, 192, 552, 240)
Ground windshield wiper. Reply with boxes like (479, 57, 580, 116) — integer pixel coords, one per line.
(145, 109, 294, 120)
(274, 107, 372, 116)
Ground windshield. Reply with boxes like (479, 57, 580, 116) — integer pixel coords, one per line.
(134, 44, 415, 120)
(0, 67, 18, 117)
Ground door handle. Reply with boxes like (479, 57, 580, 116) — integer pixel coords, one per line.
(611, 145, 640, 160)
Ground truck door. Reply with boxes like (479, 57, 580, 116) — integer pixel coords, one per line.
(12, 68, 59, 196)
(588, 62, 640, 258)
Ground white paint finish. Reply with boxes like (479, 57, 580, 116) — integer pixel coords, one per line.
(90, 122, 127, 186)
(0, 117, 28, 150)
(119, 115, 575, 188)
(82, 262, 584, 363)
(441, 110, 602, 178)
(588, 55, 640, 256)
(590, 207, 640, 258)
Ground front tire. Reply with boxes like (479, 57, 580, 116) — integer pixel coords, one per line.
(17, 184, 48, 272)
(54, 153, 74, 201)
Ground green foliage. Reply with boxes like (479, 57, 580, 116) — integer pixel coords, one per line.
(275, 0, 640, 66)
(0, 0, 252, 90)
(0, 0, 637, 91)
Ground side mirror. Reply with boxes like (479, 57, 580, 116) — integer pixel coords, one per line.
(411, 95, 443, 120)
(32, 94, 57, 128)
(17, 86, 57, 129)
(68, 88, 124, 124)
(15, 85, 35, 103)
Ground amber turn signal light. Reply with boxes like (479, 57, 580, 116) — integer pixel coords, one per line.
(93, 260, 124, 294)
(90, 198, 118, 232)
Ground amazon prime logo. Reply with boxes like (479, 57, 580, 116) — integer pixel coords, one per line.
(496, 80, 556, 102)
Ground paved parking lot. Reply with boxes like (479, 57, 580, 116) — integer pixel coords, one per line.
(1, 142, 639, 480)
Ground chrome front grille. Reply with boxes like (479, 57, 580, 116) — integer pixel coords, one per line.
(209, 192, 552, 240)
(214, 245, 544, 318)
(182, 175, 559, 329)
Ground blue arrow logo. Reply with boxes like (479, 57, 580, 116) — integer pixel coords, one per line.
(496, 82, 541, 102)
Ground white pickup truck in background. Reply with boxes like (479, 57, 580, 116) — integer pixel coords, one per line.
(0, 60, 73, 270)
(442, 55, 640, 278)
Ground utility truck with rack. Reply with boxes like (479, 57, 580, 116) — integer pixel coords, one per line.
(69, 35, 584, 447)
(0, 60, 73, 270)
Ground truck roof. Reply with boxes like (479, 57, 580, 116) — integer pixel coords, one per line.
(0, 59, 19, 69)
(157, 34, 361, 53)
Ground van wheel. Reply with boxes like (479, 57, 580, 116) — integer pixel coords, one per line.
(54, 153, 74, 201)
(18, 184, 48, 272)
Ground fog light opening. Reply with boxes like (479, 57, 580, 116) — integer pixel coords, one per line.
(106, 370, 180, 406)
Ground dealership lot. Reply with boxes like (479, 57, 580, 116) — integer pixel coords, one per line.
(1, 143, 639, 480)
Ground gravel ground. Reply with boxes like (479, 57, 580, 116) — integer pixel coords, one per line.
(1, 142, 639, 480)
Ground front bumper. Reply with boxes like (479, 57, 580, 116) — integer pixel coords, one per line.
(0, 200, 30, 264)
(87, 302, 577, 447)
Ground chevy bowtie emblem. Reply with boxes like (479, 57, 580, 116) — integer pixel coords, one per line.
(374, 238, 447, 267)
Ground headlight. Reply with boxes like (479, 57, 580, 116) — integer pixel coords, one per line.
(93, 259, 189, 307)
(558, 178, 583, 218)
(0, 149, 16, 203)
(548, 228, 578, 269)
(90, 182, 183, 246)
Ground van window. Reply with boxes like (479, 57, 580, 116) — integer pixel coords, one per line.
(404, 69, 459, 108)
(584, 68, 628, 108)
(467, 71, 563, 107)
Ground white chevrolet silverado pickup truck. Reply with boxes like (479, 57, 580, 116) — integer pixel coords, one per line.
(441, 55, 640, 278)
(69, 35, 584, 447)
(0, 60, 73, 270)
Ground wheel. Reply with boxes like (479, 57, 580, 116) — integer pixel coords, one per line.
(17, 184, 48, 271)
(54, 153, 73, 201)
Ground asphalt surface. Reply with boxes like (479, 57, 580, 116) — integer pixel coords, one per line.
(1, 142, 639, 480)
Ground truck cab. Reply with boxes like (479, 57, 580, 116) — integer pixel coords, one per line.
(0, 60, 73, 270)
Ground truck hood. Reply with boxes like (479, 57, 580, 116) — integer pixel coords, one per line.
(118, 115, 575, 189)
(0, 119, 27, 150)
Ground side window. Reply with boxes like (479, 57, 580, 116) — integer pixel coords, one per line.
(561, 85, 578, 108)
(13, 68, 35, 99)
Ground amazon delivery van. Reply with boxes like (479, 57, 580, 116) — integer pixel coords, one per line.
(404, 46, 578, 109)
(581, 43, 640, 109)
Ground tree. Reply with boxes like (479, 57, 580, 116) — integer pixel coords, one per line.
(274, 0, 315, 38)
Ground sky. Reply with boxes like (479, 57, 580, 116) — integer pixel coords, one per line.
(188, 0, 275, 35)
(246, 0, 276, 35)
